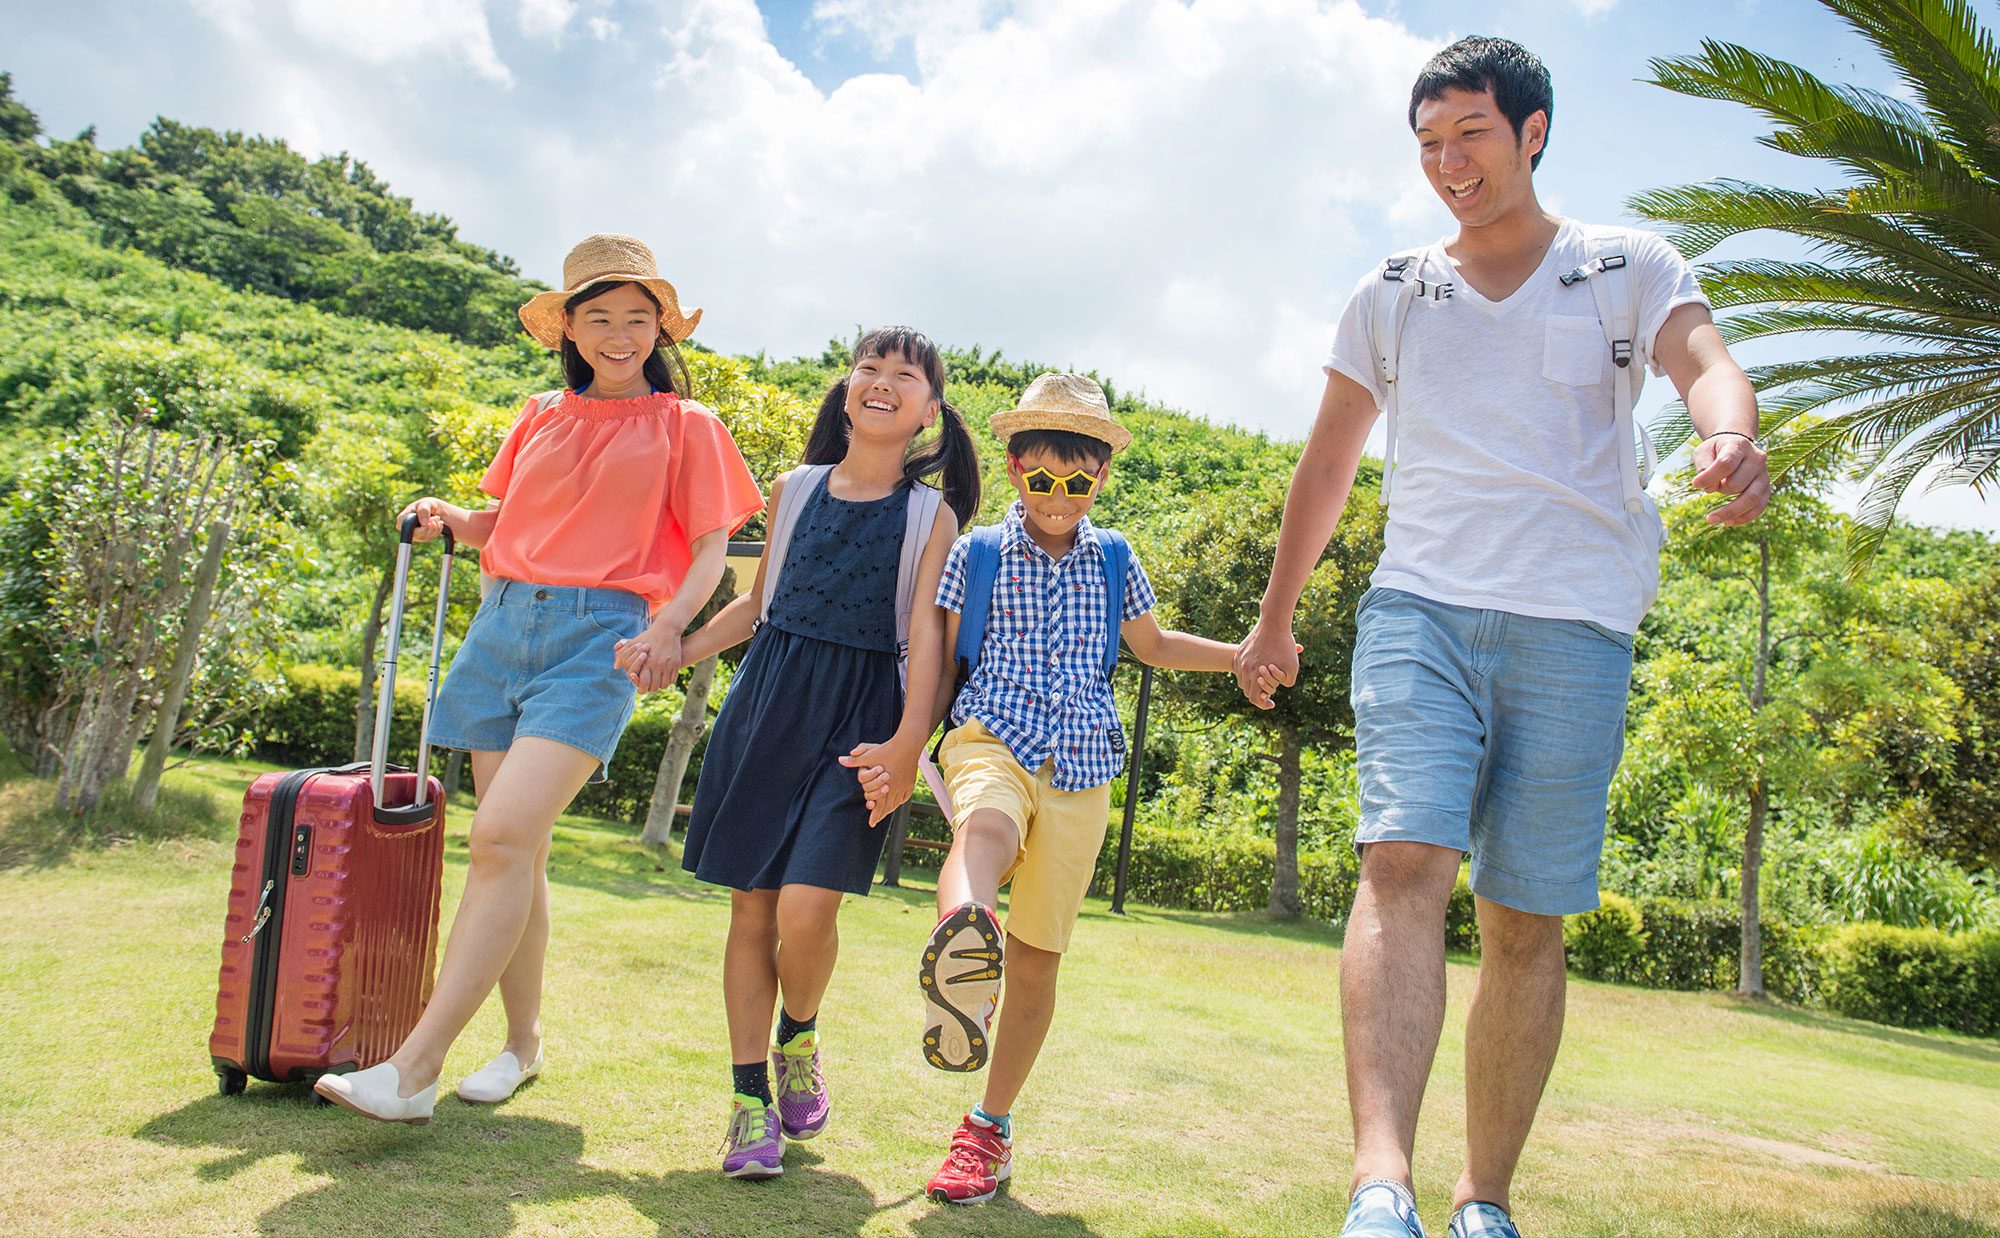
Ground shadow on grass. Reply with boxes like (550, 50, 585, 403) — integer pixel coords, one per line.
(905, 1190, 1107, 1237)
(0, 776, 231, 870)
(1119, 904, 1350, 949)
(138, 1093, 903, 1236)
(1840, 1208, 2000, 1232)
(1728, 997, 2000, 1067)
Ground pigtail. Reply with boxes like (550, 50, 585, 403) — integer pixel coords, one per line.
(904, 401, 980, 530)
(802, 378, 852, 465)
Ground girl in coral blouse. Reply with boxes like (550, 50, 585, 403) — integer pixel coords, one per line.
(316, 234, 763, 1124)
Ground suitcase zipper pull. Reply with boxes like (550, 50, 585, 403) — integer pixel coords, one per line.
(240, 879, 276, 943)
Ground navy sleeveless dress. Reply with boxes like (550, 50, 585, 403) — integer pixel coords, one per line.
(682, 473, 910, 895)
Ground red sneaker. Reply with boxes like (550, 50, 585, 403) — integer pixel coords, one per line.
(925, 1115, 1013, 1205)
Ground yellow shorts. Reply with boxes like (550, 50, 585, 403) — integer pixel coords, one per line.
(938, 717, 1112, 954)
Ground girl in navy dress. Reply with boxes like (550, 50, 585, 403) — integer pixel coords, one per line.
(668, 327, 978, 1178)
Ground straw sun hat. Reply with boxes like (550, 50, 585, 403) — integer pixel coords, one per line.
(516, 233, 701, 350)
(989, 372, 1132, 454)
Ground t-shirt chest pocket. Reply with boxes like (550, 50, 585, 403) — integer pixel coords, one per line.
(1543, 314, 1605, 388)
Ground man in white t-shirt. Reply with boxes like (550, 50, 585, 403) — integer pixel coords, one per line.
(1235, 36, 1769, 1238)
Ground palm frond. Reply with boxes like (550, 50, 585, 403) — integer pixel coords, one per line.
(1823, 0, 2000, 181)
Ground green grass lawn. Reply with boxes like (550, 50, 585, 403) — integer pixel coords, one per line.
(1, 755, 1995, 1237)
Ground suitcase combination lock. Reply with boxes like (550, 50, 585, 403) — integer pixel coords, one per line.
(289, 824, 313, 877)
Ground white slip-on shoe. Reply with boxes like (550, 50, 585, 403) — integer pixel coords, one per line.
(313, 1061, 436, 1125)
(457, 1049, 543, 1104)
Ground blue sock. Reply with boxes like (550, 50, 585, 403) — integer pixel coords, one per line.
(971, 1104, 1010, 1138)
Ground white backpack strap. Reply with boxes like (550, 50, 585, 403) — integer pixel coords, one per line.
(894, 482, 944, 663)
(1373, 247, 1449, 507)
(1562, 232, 1651, 515)
(757, 464, 832, 628)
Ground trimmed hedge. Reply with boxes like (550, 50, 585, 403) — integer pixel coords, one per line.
(1562, 895, 1828, 1005)
(1818, 924, 2000, 1036)
(246, 663, 691, 825)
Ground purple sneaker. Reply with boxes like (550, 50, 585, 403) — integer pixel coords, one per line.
(720, 1096, 783, 1179)
(772, 1031, 830, 1139)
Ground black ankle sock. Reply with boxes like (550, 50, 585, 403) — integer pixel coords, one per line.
(775, 1009, 817, 1047)
(732, 1061, 771, 1104)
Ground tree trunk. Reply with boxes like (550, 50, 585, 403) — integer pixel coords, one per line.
(1739, 776, 1767, 996)
(354, 563, 396, 762)
(1736, 534, 1773, 997)
(443, 749, 465, 799)
(641, 652, 716, 848)
(639, 569, 735, 849)
(1268, 725, 1303, 919)
(134, 520, 231, 813)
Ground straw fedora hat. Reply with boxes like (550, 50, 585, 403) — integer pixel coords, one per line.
(517, 233, 701, 349)
(989, 372, 1132, 453)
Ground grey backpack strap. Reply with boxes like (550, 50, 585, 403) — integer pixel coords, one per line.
(1373, 246, 1449, 508)
(1559, 227, 1653, 515)
(758, 464, 832, 628)
(895, 483, 945, 663)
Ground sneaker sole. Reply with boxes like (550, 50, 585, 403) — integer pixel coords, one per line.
(929, 1160, 1011, 1206)
(779, 1111, 829, 1141)
(918, 904, 1004, 1072)
(724, 1160, 783, 1180)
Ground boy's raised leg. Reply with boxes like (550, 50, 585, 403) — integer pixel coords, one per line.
(921, 807, 1017, 1071)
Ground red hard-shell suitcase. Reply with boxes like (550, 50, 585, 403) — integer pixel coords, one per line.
(208, 518, 458, 1094)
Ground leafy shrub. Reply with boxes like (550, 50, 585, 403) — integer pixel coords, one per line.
(1565, 893, 1645, 980)
(1818, 924, 2000, 1036)
(246, 663, 695, 826)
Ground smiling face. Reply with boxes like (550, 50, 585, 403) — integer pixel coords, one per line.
(564, 282, 662, 385)
(1008, 444, 1109, 545)
(1414, 85, 1545, 228)
(844, 346, 939, 444)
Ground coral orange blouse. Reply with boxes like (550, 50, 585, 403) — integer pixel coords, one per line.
(478, 389, 763, 611)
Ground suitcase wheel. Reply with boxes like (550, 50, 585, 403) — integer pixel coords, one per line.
(215, 1065, 247, 1097)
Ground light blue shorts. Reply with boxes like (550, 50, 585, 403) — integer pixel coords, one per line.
(1349, 586, 1633, 916)
(428, 579, 648, 782)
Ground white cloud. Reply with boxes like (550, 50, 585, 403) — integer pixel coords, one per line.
(517, 0, 578, 38)
(1568, 0, 1619, 16)
(284, 0, 514, 83)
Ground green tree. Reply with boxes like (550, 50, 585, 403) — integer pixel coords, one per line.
(1639, 467, 1960, 992)
(1633, 0, 2000, 565)
(1148, 475, 1383, 917)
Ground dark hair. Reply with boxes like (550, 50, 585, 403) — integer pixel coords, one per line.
(1408, 36, 1553, 170)
(558, 280, 691, 395)
(803, 326, 981, 528)
(1006, 429, 1112, 470)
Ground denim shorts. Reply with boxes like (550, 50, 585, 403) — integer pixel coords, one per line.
(427, 579, 648, 781)
(1349, 586, 1633, 916)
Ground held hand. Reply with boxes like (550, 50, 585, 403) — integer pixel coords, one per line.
(1234, 621, 1302, 710)
(615, 626, 683, 694)
(396, 497, 453, 543)
(838, 738, 917, 827)
(1690, 434, 1772, 526)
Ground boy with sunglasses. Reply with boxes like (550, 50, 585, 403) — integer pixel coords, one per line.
(907, 372, 1271, 1205)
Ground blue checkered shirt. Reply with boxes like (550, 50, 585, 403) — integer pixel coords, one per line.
(935, 502, 1157, 791)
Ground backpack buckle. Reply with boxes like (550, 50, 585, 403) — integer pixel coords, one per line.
(1382, 257, 1414, 283)
(1417, 280, 1454, 302)
(1612, 339, 1634, 369)
(1559, 266, 1590, 287)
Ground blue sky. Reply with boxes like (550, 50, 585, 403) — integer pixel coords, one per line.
(7, 0, 1993, 534)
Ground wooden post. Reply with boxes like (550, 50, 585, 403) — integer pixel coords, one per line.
(880, 801, 912, 888)
(1111, 661, 1154, 915)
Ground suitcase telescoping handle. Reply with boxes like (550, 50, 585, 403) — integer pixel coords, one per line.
(370, 514, 456, 820)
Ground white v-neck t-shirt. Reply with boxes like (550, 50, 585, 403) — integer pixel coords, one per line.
(1324, 219, 1706, 633)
